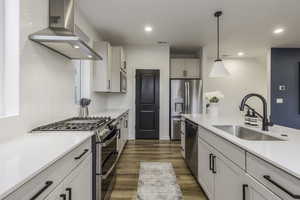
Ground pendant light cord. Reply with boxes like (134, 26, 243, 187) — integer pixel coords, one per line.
(217, 15, 220, 59)
(214, 11, 222, 61)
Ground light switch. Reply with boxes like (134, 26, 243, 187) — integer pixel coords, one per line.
(276, 98, 284, 104)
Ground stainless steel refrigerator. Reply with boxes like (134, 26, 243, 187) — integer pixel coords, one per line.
(170, 79, 202, 140)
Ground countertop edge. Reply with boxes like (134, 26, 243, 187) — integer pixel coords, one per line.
(0, 133, 93, 199)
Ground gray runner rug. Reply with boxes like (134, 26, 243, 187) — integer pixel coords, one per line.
(136, 162, 183, 200)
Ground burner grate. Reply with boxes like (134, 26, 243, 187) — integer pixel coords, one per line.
(31, 117, 111, 132)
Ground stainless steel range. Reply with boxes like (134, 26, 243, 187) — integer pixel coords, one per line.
(31, 117, 119, 200)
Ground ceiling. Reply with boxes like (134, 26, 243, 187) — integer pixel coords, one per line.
(78, 0, 300, 58)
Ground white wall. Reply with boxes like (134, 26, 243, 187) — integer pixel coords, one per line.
(203, 54, 267, 119)
(107, 45, 170, 140)
(0, 0, 106, 142)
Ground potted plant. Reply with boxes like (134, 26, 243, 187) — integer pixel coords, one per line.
(205, 91, 224, 117)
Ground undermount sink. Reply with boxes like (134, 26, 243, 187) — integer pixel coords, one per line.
(213, 125, 284, 141)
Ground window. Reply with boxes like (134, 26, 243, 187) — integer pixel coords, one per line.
(0, 0, 20, 117)
(0, 0, 4, 115)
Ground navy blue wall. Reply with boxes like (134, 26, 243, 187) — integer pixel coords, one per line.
(271, 48, 300, 129)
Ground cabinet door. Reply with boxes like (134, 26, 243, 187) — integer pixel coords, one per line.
(170, 59, 185, 78)
(93, 41, 112, 92)
(67, 155, 92, 200)
(197, 138, 214, 200)
(214, 153, 244, 200)
(44, 155, 92, 200)
(184, 59, 200, 78)
(120, 47, 126, 71)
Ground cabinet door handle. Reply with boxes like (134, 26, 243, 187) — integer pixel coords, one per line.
(263, 175, 300, 199)
(30, 181, 53, 200)
(60, 194, 67, 200)
(243, 184, 248, 200)
(66, 188, 72, 200)
(209, 153, 213, 171)
(212, 155, 217, 174)
(74, 149, 89, 160)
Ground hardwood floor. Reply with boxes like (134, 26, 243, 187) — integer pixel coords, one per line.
(110, 140, 207, 200)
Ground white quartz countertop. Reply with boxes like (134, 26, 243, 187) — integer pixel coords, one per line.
(91, 109, 129, 119)
(182, 114, 300, 179)
(0, 132, 93, 199)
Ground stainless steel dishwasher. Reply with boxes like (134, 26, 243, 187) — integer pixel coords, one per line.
(185, 120, 198, 177)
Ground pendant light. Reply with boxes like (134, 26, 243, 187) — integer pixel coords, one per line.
(209, 11, 230, 78)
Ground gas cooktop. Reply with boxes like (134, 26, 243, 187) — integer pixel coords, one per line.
(31, 117, 112, 132)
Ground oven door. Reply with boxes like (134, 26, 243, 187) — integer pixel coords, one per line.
(120, 70, 127, 93)
(96, 129, 119, 200)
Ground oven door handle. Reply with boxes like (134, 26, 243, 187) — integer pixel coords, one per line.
(101, 131, 119, 147)
(101, 158, 118, 180)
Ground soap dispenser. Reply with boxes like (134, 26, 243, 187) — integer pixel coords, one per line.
(249, 110, 259, 127)
(244, 109, 251, 126)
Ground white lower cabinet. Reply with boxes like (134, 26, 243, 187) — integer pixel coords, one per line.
(197, 137, 214, 199)
(197, 136, 281, 200)
(45, 154, 92, 200)
(214, 154, 244, 200)
(117, 112, 129, 156)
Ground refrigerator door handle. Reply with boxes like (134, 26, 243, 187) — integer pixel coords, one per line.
(184, 82, 188, 113)
(187, 82, 190, 113)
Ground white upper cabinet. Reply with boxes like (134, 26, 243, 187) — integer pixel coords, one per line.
(170, 58, 200, 78)
(111, 46, 127, 93)
(93, 41, 112, 92)
(93, 43, 126, 93)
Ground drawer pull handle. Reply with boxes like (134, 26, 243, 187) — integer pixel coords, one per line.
(30, 181, 53, 200)
(66, 188, 72, 200)
(60, 194, 67, 200)
(263, 175, 300, 199)
(212, 155, 217, 174)
(243, 184, 248, 200)
(74, 149, 89, 160)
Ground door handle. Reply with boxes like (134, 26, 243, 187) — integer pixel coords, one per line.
(66, 188, 72, 200)
(74, 149, 89, 160)
(30, 181, 53, 200)
(243, 184, 248, 200)
(212, 155, 217, 174)
(60, 194, 67, 200)
(263, 175, 300, 199)
(209, 153, 213, 171)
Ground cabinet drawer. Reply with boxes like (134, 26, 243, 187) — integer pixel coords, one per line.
(247, 153, 300, 200)
(4, 138, 92, 200)
(198, 125, 245, 169)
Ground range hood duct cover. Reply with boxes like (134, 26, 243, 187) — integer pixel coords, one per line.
(29, 0, 102, 60)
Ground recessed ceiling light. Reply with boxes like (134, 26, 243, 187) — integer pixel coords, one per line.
(73, 45, 80, 49)
(238, 52, 245, 56)
(273, 28, 285, 34)
(87, 55, 93, 58)
(144, 26, 153, 32)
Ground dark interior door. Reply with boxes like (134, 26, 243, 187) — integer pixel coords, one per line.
(136, 69, 160, 139)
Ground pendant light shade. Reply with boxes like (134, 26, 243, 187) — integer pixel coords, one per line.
(209, 59, 230, 77)
(209, 11, 230, 78)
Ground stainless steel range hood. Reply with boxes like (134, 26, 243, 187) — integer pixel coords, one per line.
(29, 0, 102, 60)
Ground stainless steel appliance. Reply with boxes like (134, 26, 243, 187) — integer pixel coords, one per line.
(185, 120, 198, 177)
(31, 117, 119, 200)
(120, 70, 127, 93)
(29, 0, 102, 60)
(170, 79, 202, 140)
